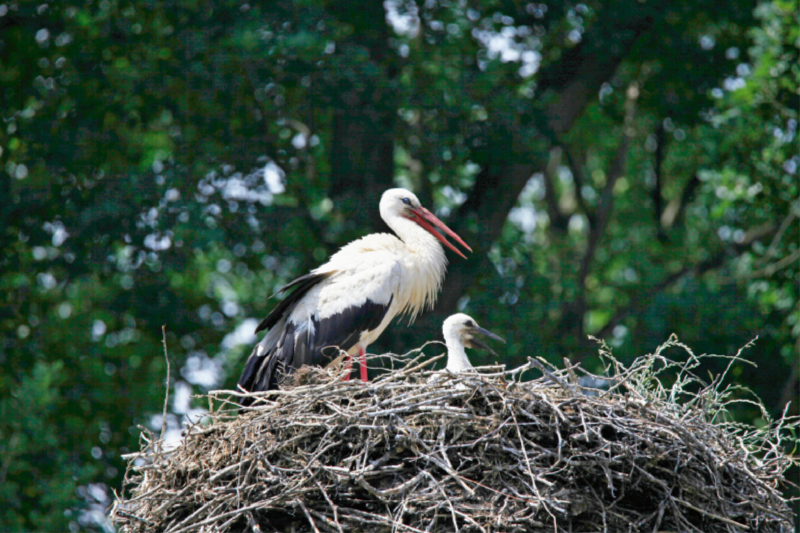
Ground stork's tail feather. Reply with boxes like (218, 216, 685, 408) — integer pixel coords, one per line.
(237, 349, 283, 408)
(236, 352, 262, 408)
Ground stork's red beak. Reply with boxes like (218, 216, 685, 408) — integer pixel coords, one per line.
(409, 207, 472, 259)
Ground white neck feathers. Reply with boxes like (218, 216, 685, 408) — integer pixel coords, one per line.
(444, 329, 473, 372)
(387, 216, 448, 321)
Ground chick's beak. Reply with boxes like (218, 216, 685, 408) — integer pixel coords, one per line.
(466, 326, 505, 357)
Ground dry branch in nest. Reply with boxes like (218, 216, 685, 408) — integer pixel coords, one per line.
(111, 336, 798, 532)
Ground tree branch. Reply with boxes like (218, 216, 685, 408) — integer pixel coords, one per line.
(328, 1, 397, 233)
(429, 6, 665, 321)
(653, 122, 668, 242)
(538, 6, 663, 137)
(757, 211, 797, 266)
(594, 223, 779, 341)
(542, 148, 569, 234)
(661, 173, 700, 230)
(579, 110, 632, 287)
(433, 162, 540, 316)
(555, 89, 636, 343)
(568, 83, 638, 337)
(563, 146, 594, 226)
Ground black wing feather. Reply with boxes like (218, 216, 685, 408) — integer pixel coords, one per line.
(254, 272, 333, 334)
(305, 295, 393, 366)
(237, 293, 394, 406)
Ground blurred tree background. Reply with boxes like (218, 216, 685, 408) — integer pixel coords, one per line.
(1, 0, 797, 530)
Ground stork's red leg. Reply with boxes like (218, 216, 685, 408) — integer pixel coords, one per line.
(342, 354, 352, 381)
(359, 347, 368, 382)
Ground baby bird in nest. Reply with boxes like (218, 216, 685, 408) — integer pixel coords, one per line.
(441, 313, 505, 374)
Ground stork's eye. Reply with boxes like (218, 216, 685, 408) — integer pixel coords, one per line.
(468, 320, 477, 328)
(402, 198, 412, 206)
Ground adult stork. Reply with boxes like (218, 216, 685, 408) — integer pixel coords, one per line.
(237, 188, 471, 405)
(442, 313, 505, 373)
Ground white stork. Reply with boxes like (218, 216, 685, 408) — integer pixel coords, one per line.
(237, 188, 471, 404)
(442, 313, 505, 373)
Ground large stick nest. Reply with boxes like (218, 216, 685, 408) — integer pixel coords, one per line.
(112, 337, 798, 532)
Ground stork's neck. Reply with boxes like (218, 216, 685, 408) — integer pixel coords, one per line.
(444, 331, 472, 372)
(386, 216, 447, 319)
(388, 216, 447, 259)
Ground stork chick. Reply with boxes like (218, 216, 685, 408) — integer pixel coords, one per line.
(442, 313, 505, 373)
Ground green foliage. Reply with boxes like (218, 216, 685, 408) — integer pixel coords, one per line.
(0, 0, 797, 530)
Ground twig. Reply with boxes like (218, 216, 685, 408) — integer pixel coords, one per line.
(672, 497, 750, 530)
(296, 499, 321, 533)
(528, 357, 575, 394)
(160, 325, 171, 446)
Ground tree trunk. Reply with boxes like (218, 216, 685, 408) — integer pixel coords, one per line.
(328, 2, 397, 234)
(432, 3, 665, 323)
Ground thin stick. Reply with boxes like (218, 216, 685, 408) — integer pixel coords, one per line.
(528, 357, 575, 394)
(296, 499, 321, 533)
(160, 325, 171, 445)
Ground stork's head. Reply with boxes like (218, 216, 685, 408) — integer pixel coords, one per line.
(379, 188, 472, 258)
(442, 313, 505, 357)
